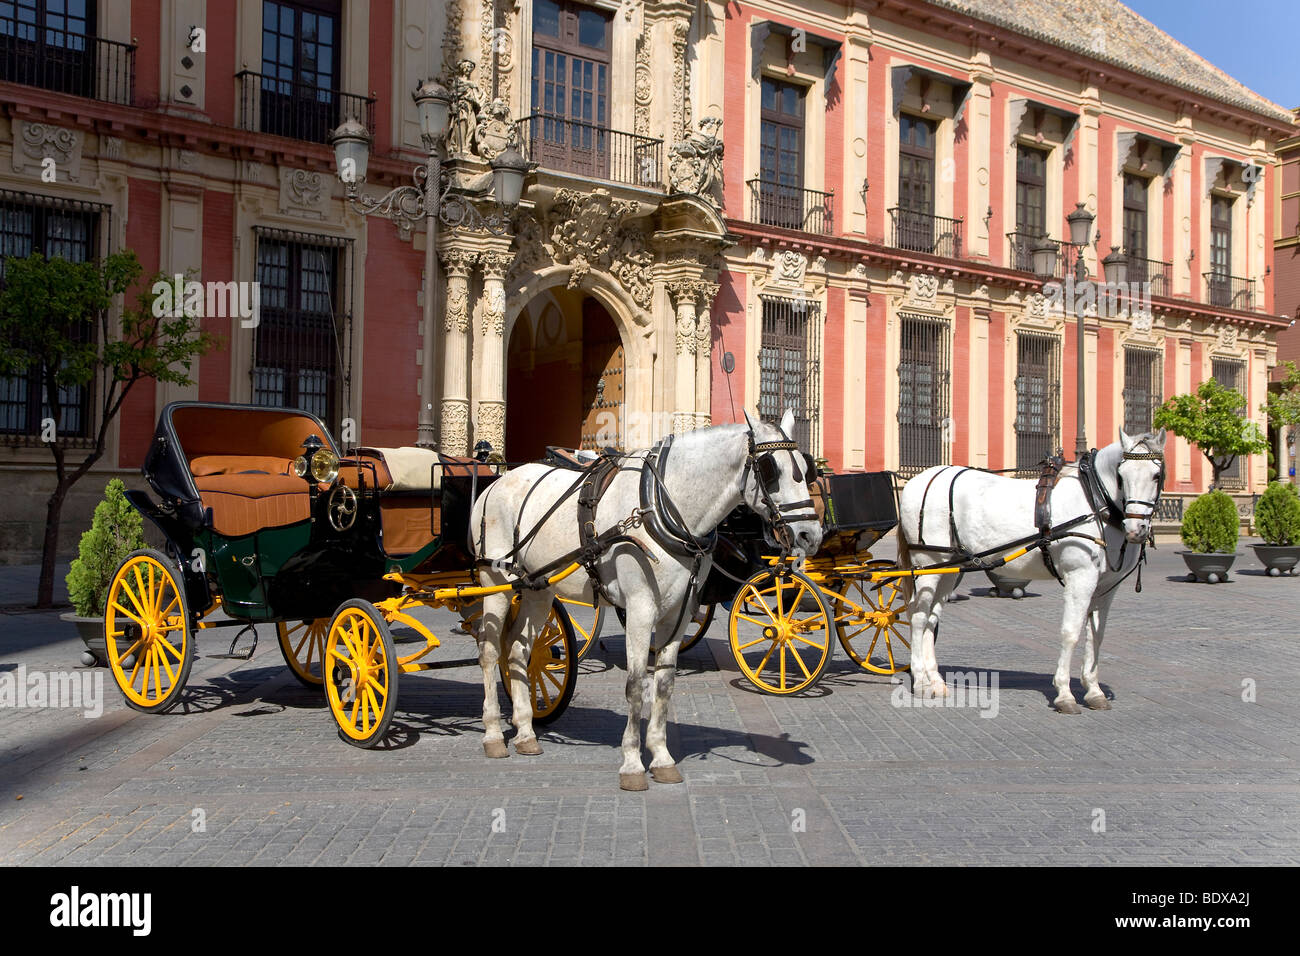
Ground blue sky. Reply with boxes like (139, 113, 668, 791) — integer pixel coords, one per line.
(1125, 0, 1300, 109)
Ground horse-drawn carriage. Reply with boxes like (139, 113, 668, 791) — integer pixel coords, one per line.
(103, 402, 579, 746)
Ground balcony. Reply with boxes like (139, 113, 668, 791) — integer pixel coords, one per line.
(521, 114, 663, 189)
(889, 208, 962, 259)
(236, 70, 375, 145)
(1124, 253, 1171, 297)
(1202, 272, 1255, 311)
(1006, 232, 1077, 280)
(746, 179, 834, 234)
(0, 16, 134, 105)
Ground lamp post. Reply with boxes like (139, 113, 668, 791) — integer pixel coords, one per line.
(330, 79, 531, 449)
(1032, 205, 1127, 459)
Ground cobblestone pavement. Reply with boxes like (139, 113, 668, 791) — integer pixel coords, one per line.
(1, 543, 1296, 866)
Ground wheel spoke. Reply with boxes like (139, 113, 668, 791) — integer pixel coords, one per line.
(790, 631, 828, 651)
(754, 640, 778, 676)
(156, 644, 177, 685)
(787, 640, 813, 680)
(745, 585, 776, 621)
(736, 635, 770, 651)
(734, 611, 773, 628)
(111, 601, 146, 628)
(114, 636, 144, 663)
(157, 634, 184, 663)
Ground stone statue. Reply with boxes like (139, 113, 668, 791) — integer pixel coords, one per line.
(473, 97, 521, 161)
(447, 59, 484, 156)
(667, 117, 724, 208)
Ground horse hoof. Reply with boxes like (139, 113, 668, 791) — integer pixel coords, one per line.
(1085, 694, 1111, 711)
(1054, 697, 1082, 715)
(513, 738, 543, 756)
(484, 740, 509, 759)
(619, 772, 650, 792)
(651, 765, 683, 784)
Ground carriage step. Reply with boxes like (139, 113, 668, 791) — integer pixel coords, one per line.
(208, 624, 258, 660)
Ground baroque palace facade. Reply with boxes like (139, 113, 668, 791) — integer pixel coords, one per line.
(0, 0, 1294, 560)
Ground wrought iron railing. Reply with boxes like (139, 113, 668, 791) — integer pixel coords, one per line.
(1007, 232, 1078, 280)
(1202, 272, 1254, 311)
(1124, 253, 1171, 297)
(521, 114, 663, 189)
(236, 70, 375, 145)
(889, 208, 962, 259)
(0, 16, 135, 105)
(746, 179, 834, 234)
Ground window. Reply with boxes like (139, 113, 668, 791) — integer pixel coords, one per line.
(530, 0, 612, 179)
(896, 114, 937, 252)
(258, 0, 341, 141)
(252, 229, 352, 427)
(1207, 195, 1234, 307)
(897, 313, 950, 476)
(0, 0, 96, 98)
(0, 190, 101, 439)
(1014, 333, 1061, 473)
(1211, 358, 1247, 488)
(1122, 347, 1162, 435)
(758, 296, 821, 453)
(1123, 174, 1148, 260)
(1016, 146, 1047, 237)
(756, 77, 807, 229)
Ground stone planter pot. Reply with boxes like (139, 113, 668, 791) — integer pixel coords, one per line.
(985, 570, 1031, 599)
(1179, 551, 1239, 584)
(61, 613, 135, 668)
(1251, 544, 1300, 577)
(62, 612, 106, 667)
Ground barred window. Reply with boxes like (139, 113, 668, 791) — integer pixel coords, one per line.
(0, 189, 107, 439)
(1015, 332, 1061, 473)
(897, 313, 951, 477)
(758, 295, 821, 453)
(1211, 357, 1247, 488)
(1122, 346, 1163, 435)
(252, 227, 353, 429)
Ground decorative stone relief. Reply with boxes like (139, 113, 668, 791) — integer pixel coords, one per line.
(441, 249, 477, 333)
(667, 118, 724, 207)
(753, 246, 767, 263)
(1219, 323, 1238, 351)
(549, 187, 639, 287)
(670, 17, 691, 146)
(279, 168, 330, 219)
(1130, 310, 1154, 334)
(771, 251, 807, 287)
(441, 0, 464, 73)
(476, 401, 506, 453)
(811, 255, 827, 273)
(441, 400, 470, 457)
(101, 136, 124, 160)
(852, 262, 868, 279)
(13, 122, 82, 182)
(910, 273, 939, 301)
(507, 213, 547, 289)
(472, 97, 521, 161)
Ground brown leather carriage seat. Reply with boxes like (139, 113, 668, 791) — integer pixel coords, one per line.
(172, 406, 323, 538)
(355, 447, 441, 556)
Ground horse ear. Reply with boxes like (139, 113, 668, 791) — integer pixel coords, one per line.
(779, 407, 795, 438)
(743, 408, 757, 431)
(1153, 427, 1167, 448)
(1118, 428, 1134, 452)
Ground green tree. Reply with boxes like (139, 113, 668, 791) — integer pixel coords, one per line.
(1152, 378, 1268, 490)
(0, 250, 219, 608)
(1263, 360, 1300, 440)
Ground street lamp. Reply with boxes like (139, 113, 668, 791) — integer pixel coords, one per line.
(329, 79, 533, 448)
(1064, 202, 1095, 459)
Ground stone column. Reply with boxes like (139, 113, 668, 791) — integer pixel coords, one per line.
(668, 279, 699, 434)
(475, 248, 512, 455)
(439, 247, 477, 456)
(694, 281, 720, 428)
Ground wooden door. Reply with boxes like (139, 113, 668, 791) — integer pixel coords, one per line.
(580, 299, 623, 450)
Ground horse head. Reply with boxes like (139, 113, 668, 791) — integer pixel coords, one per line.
(741, 408, 824, 559)
(1116, 427, 1167, 543)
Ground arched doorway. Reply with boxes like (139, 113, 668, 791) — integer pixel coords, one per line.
(506, 292, 625, 462)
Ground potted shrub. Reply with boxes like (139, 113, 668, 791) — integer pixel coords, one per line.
(1252, 481, 1300, 576)
(1178, 489, 1240, 583)
(62, 477, 147, 666)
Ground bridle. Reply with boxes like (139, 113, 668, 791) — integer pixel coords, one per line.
(742, 426, 819, 553)
(1114, 449, 1166, 526)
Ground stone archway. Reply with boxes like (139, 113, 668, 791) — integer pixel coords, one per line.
(505, 290, 626, 462)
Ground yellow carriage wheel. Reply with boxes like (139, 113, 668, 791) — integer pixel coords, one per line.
(324, 600, 398, 748)
(499, 600, 578, 725)
(103, 549, 194, 714)
(831, 576, 911, 675)
(728, 568, 834, 695)
(277, 618, 330, 688)
(679, 603, 716, 653)
(557, 596, 605, 661)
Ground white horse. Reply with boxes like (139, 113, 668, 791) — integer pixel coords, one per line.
(897, 428, 1166, 714)
(469, 409, 822, 790)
